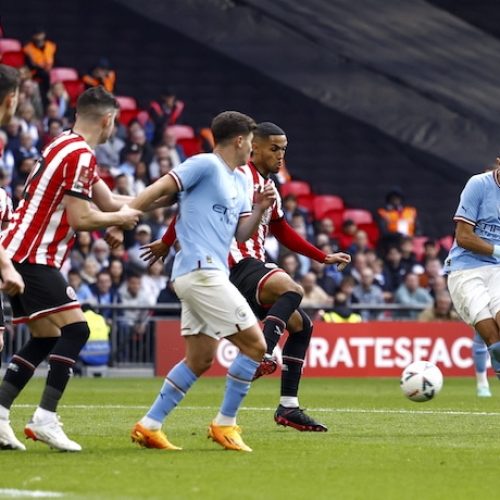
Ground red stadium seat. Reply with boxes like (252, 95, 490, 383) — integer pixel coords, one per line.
(166, 124, 195, 140)
(0, 50, 25, 68)
(0, 39, 22, 52)
(412, 236, 428, 261)
(320, 209, 345, 233)
(296, 193, 315, 213)
(358, 221, 380, 246)
(280, 180, 312, 198)
(313, 195, 345, 220)
(177, 137, 202, 157)
(342, 208, 373, 225)
(50, 67, 79, 84)
(439, 235, 454, 252)
(118, 109, 140, 126)
(116, 95, 137, 110)
(63, 80, 85, 107)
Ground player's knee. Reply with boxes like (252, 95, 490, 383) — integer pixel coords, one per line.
(61, 321, 90, 348)
(188, 355, 214, 376)
(288, 282, 304, 299)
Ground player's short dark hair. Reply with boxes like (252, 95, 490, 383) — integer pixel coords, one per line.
(0, 64, 20, 104)
(76, 86, 119, 119)
(211, 111, 256, 145)
(254, 122, 286, 138)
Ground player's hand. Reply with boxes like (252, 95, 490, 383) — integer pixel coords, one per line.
(140, 239, 170, 266)
(105, 226, 124, 249)
(118, 205, 142, 230)
(254, 184, 276, 210)
(0, 263, 25, 295)
(324, 252, 351, 271)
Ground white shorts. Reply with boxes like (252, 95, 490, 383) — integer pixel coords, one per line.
(173, 269, 257, 339)
(447, 266, 500, 325)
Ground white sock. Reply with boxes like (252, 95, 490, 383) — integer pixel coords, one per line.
(0, 404, 9, 420)
(476, 371, 489, 388)
(214, 412, 236, 426)
(139, 415, 162, 431)
(33, 407, 57, 423)
(280, 396, 299, 408)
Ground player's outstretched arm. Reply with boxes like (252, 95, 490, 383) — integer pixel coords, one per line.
(235, 184, 276, 242)
(64, 195, 141, 231)
(128, 174, 179, 212)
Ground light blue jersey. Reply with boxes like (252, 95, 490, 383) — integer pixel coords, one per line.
(444, 171, 500, 273)
(169, 153, 252, 279)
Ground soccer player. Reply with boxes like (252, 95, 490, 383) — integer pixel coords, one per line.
(141, 122, 351, 431)
(445, 163, 500, 390)
(127, 111, 275, 452)
(0, 65, 26, 372)
(0, 86, 142, 452)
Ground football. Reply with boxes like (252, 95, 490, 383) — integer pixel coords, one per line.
(400, 361, 443, 402)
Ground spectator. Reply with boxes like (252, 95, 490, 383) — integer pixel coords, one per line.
(115, 143, 142, 189)
(283, 194, 314, 241)
(47, 82, 69, 121)
(400, 235, 419, 274)
(23, 27, 57, 103)
(310, 259, 338, 295)
(149, 144, 172, 181)
(394, 272, 433, 319)
(352, 268, 385, 320)
(0, 130, 15, 180)
(95, 125, 125, 169)
(90, 269, 121, 322)
(149, 90, 184, 145)
(418, 291, 459, 321)
(347, 229, 372, 255)
(161, 128, 185, 167)
(90, 238, 110, 270)
(346, 251, 369, 284)
(128, 124, 154, 167)
(322, 291, 362, 323)
(13, 131, 39, 165)
(42, 117, 63, 147)
(108, 258, 125, 291)
(142, 260, 167, 302)
(316, 217, 339, 250)
(17, 102, 41, 146)
(319, 243, 344, 284)
(128, 224, 153, 271)
(156, 279, 181, 317)
(419, 257, 444, 291)
(113, 173, 133, 196)
(300, 271, 333, 311)
(70, 231, 94, 270)
(377, 187, 420, 252)
(338, 219, 358, 251)
(132, 161, 150, 195)
(382, 246, 408, 295)
(82, 58, 116, 93)
(421, 238, 447, 265)
(67, 268, 94, 304)
(19, 77, 43, 119)
(80, 256, 100, 285)
(338, 275, 358, 307)
(12, 156, 37, 187)
(278, 252, 303, 282)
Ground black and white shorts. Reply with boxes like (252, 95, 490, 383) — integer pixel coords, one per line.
(229, 258, 286, 320)
(9, 262, 80, 324)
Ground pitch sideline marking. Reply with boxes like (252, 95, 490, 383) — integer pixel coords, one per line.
(12, 404, 500, 416)
(0, 489, 63, 498)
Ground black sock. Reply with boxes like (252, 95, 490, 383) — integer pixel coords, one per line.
(39, 322, 89, 412)
(281, 310, 313, 399)
(262, 291, 302, 355)
(0, 337, 58, 410)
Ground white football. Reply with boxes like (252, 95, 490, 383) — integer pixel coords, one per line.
(400, 361, 443, 402)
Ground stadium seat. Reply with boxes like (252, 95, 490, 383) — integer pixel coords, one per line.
(412, 236, 428, 261)
(342, 208, 373, 225)
(319, 209, 345, 233)
(0, 38, 22, 52)
(280, 180, 312, 199)
(439, 235, 454, 252)
(178, 137, 202, 157)
(50, 67, 79, 84)
(115, 95, 138, 110)
(358, 221, 380, 246)
(313, 195, 345, 220)
(166, 124, 195, 140)
(296, 193, 315, 213)
(63, 79, 85, 107)
(0, 50, 25, 68)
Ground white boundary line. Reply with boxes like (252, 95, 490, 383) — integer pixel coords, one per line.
(0, 489, 63, 498)
(12, 404, 500, 416)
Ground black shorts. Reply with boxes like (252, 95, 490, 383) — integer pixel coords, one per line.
(9, 262, 80, 324)
(229, 258, 286, 320)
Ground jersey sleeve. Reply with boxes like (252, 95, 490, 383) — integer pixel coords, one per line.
(64, 150, 96, 200)
(168, 155, 210, 192)
(453, 176, 482, 226)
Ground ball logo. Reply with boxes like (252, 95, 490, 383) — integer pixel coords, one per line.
(235, 305, 248, 322)
(66, 286, 77, 301)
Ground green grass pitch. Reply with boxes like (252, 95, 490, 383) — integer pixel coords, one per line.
(0, 376, 498, 499)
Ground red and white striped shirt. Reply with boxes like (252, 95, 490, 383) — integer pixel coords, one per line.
(2, 131, 100, 268)
(229, 161, 283, 265)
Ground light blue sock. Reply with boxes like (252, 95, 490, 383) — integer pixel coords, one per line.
(473, 331, 488, 373)
(147, 361, 198, 423)
(219, 354, 259, 418)
(487, 341, 500, 379)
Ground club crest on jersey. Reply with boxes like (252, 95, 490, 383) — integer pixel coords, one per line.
(66, 286, 77, 301)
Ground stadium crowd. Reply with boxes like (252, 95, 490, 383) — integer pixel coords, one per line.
(0, 29, 455, 324)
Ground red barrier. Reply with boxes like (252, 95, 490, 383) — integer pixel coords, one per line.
(154, 321, 478, 377)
